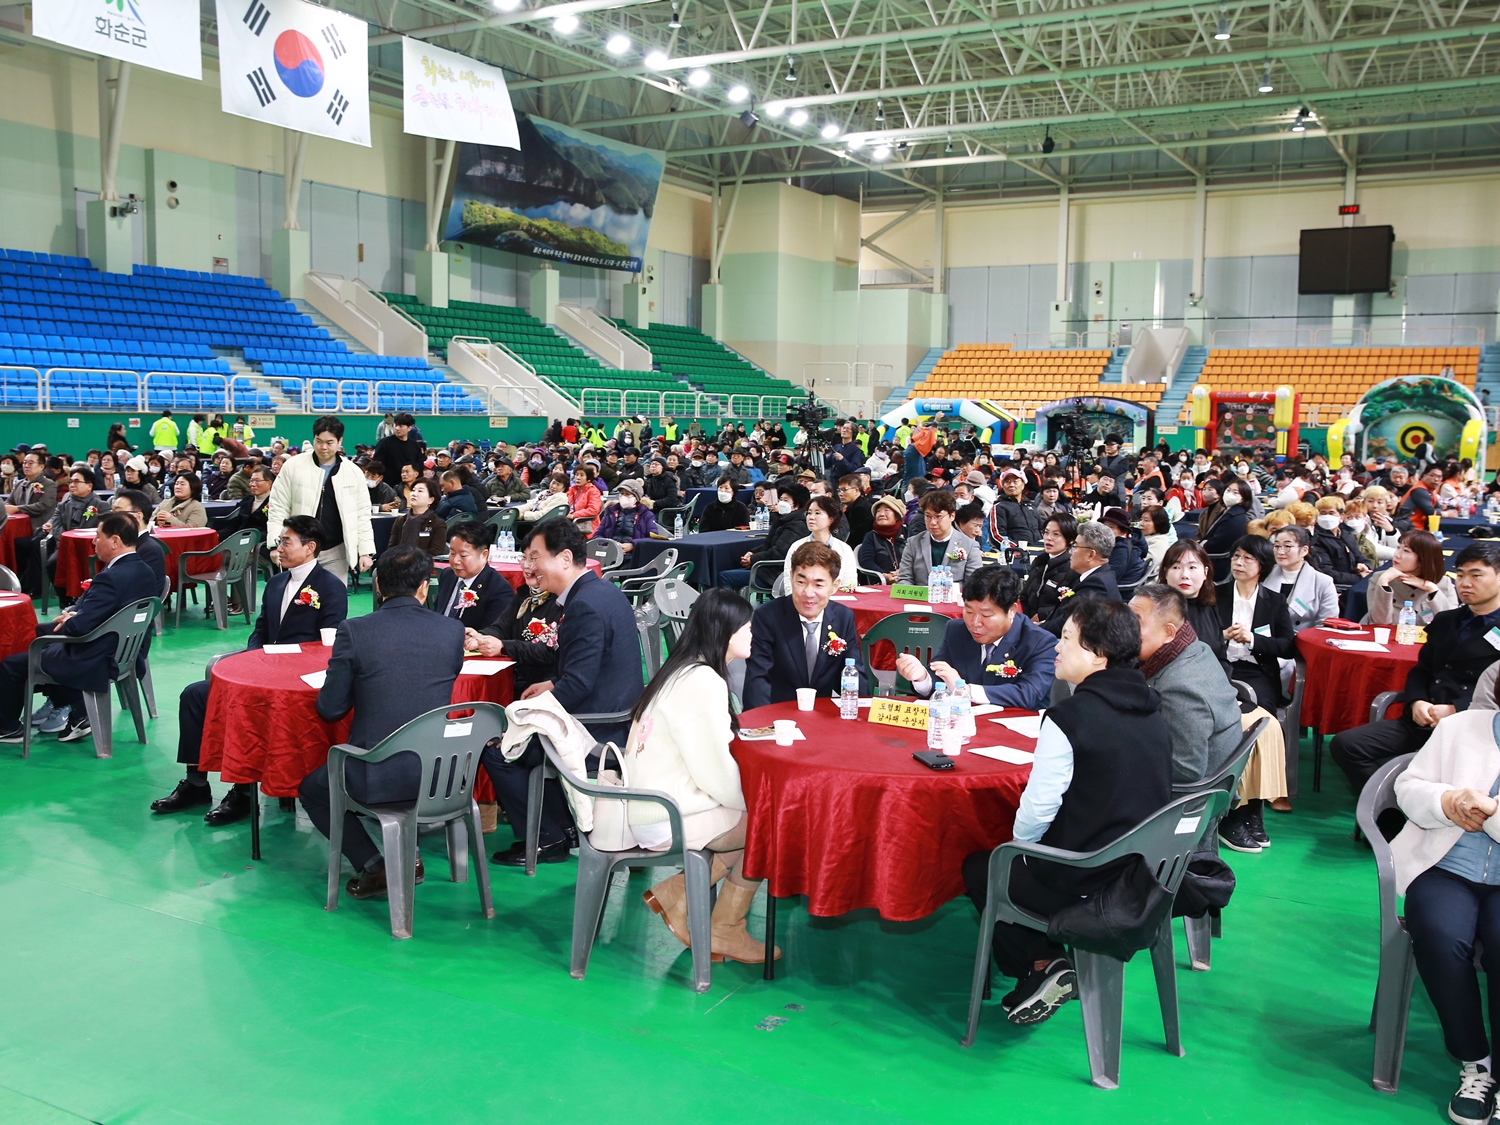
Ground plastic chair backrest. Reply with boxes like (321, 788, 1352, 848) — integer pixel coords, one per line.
(216, 528, 261, 579)
(771, 573, 789, 598)
(351, 700, 508, 820)
(445, 510, 477, 527)
(78, 596, 161, 677)
(859, 610, 946, 695)
(1357, 753, 1417, 941)
(0, 564, 20, 591)
(533, 505, 566, 524)
(585, 539, 623, 570)
(656, 504, 692, 531)
(1065, 789, 1234, 896)
(1174, 717, 1265, 797)
(635, 602, 664, 677)
(487, 507, 519, 534)
(653, 578, 697, 621)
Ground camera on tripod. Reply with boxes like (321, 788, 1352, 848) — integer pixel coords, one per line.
(1053, 398, 1095, 462)
(786, 394, 831, 440)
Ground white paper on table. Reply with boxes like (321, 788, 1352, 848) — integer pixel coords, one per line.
(461, 659, 515, 676)
(991, 714, 1045, 738)
(1330, 639, 1390, 653)
(858, 697, 874, 707)
(828, 595, 857, 602)
(263, 644, 302, 654)
(968, 744, 1036, 765)
(854, 586, 878, 593)
(903, 603, 933, 611)
(739, 727, 808, 742)
(300, 670, 327, 689)
(970, 703, 1005, 717)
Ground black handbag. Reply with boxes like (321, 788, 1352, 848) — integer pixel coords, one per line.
(1046, 856, 1173, 963)
(1172, 856, 1237, 919)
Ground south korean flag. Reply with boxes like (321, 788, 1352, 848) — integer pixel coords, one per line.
(216, 0, 370, 146)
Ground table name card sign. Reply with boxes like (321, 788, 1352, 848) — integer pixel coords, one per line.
(890, 584, 929, 602)
(493, 550, 523, 564)
(868, 698, 931, 731)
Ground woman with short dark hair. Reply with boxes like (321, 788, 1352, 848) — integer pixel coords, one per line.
(1022, 514, 1078, 623)
(154, 473, 208, 527)
(387, 479, 446, 552)
(1368, 529, 1458, 625)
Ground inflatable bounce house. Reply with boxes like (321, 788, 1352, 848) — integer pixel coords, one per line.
(1032, 395, 1154, 452)
(1191, 386, 1301, 460)
(1325, 375, 1486, 466)
(878, 398, 1020, 446)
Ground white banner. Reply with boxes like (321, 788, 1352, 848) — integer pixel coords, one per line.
(215, 0, 369, 146)
(33, 0, 203, 80)
(402, 38, 519, 149)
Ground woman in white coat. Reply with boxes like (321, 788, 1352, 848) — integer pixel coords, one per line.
(1391, 692, 1500, 1125)
(632, 588, 779, 964)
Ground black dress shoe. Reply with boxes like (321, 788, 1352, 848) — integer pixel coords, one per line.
(204, 785, 254, 826)
(346, 868, 388, 899)
(491, 840, 570, 866)
(151, 779, 213, 814)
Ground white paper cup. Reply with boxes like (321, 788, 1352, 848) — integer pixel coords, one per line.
(1373, 627, 1391, 645)
(320, 627, 337, 647)
(371, 505, 381, 514)
(796, 687, 816, 711)
(773, 719, 796, 746)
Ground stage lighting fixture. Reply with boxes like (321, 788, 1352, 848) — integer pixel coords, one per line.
(820, 121, 840, 139)
(644, 49, 670, 69)
(1258, 65, 1274, 92)
(553, 12, 579, 33)
(668, 2, 681, 28)
(874, 99, 884, 123)
(784, 57, 796, 81)
(1041, 129, 1055, 154)
(945, 134, 953, 153)
(606, 32, 631, 54)
(726, 84, 750, 103)
(739, 109, 759, 128)
(687, 68, 711, 87)
(1214, 12, 1231, 39)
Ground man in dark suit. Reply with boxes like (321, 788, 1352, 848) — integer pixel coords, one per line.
(1331, 542, 1500, 796)
(298, 544, 465, 899)
(896, 566, 1057, 710)
(25, 467, 102, 602)
(109, 490, 166, 587)
(743, 540, 866, 710)
(1040, 520, 1121, 638)
(151, 514, 349, 824)
(481, 519, 644, 867)
(432, 523, 512, 630)
(0, 512, 160, 743)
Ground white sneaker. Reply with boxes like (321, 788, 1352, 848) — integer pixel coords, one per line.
(38, 704, 70, 734)
(1451, 1061, 1496, 1125)
(30, 699, 54, 727)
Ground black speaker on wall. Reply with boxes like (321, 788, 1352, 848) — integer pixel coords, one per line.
(1297, 225, 1395, 294)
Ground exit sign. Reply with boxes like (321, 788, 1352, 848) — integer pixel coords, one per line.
(1339, 204, 1360, 215)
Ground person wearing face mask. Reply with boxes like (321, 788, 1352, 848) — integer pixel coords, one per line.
(1368, 529, 1458, 626)
(1308, 495, 1372, 586)
(698, 475, 750, 533)
(719, 484, 810, 591)
(1340, 499, 1379, 568)
(591, 478, 659, 558)
(1201, 479, 1251, 555)
(360, 460, 400, 512)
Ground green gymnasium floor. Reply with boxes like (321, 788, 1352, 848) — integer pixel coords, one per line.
(0, 588, 1458, 1125)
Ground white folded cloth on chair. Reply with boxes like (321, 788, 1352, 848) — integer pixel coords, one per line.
(500, 691, 600, 831)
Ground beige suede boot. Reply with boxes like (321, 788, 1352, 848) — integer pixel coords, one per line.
(709, 880, 781, 964)
(642, 857, 728, 947)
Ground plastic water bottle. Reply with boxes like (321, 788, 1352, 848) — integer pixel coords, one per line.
(952, 679, 976, 742)
(942, 688, 963, 756)
(1397, 601, 1418, 646)
(674, 514, 685, 538)
(927, 684, 948, 750)
(930, 566, 947, 604)
(839, 658, 860, 720)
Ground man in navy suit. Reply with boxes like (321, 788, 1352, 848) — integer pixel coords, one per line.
(298, 544, 466, 899)
(480, 519, 644, 867)
(432, 522, 512, 630)
(743, 541, 866, 710)
(1040, 520, 1120, 638)
(109, 490, 166, 588)
(896, 565, 1057, 710)
(150, 515, 348, 824)
(0, 512, 160, 743)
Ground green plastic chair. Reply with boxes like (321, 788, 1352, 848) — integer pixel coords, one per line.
(858, 610, 948, 696)
(486, 507, 520, 536)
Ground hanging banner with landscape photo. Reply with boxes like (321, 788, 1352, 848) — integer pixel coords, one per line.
(34, 0, 202, 79)
(443, 115, 664, 272)
(402, 37, 519, 149)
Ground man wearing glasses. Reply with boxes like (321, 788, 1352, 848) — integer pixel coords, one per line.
(149, 516, 348, 826)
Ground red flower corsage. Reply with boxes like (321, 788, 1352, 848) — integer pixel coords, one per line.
(997, 660, 1021, 679)
(825, 630, 847, 656)
(524, 619, 560, 648)
(296, 586, 320, 609)
(458, 588, 479, 608)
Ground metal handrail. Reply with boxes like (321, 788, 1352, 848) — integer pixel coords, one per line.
(361, 281, 429, 337)
(144, 371, 225, 412)
(0, 366, 41, 411)
(582, 305, 650, 356)
(231, 373, 305, 413)
(44, 367, 142, 412)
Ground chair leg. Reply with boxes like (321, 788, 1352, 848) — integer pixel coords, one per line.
(1151, 919, 1184, 1057)
(141, 665, 157, 719)
(81, 691, 111, 759)
(174, 580, 184, 629)
(1074, 950, 1126, 1090)
(210, 579, 227, 630)
(20, 676, 34, 759)
(467, 801, 495, 919)
(962, 903, 999, 1048)
(683, 849, 714, 994)
(1313, 731, 1324, 793)
(120, 677, 146, 743)
(446, 816, 470, 883)
(1372, 941, 1417, 1093)
(524, 762, 545, 877)
(570, 842, 614, 980)
(326, 783, 345, 912)
(378, 811, 418, 940)
(1183, 914, 1213, 971)
(1210, 910, 1222, 939)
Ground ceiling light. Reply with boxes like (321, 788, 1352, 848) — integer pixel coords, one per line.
(643, 49, 670, 69)
(874, 99, 884, 123)
(686, 68, 711, 87)
(605, 32, 630, 54)
(784, 57, 796, 82)
(739, 109, 759, 128)
(871, 144, 891, 160)
(765, 101, 785, 117)
(1214, 12, 1231, 39)
(668, 1, 680, 28)
(552, 12, 579, 33)
(492, 0, 522, 10)
(1291, 109, 1306, 132)
(788, 108, 809, 126)
(820, 121, 840, 139)
(945, 134, 953, 153)
(847, 136, 864, 151)
(1259, 66, 1274, 93)
(1041, 129, 1055, 154)
(726, 84, 749, 103)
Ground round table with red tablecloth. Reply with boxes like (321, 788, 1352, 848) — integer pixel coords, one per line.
(0, 512, 31, 573)
(53, 526, 219, 597)
(488, 558, 601, 591)
(1295, 626, 1423, 734)
(733, 698, 1033, 923)
(197, 645, 515, 798)
(0, 592, 39, 659)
